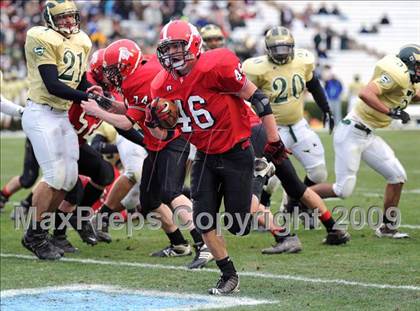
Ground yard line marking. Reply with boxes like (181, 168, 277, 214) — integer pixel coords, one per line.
(1, 253, 419, 291)
(1, 284, 275, 310)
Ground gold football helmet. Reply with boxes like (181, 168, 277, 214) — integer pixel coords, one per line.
(200, 24, 225, 50)
(43, 0, 80, 36)
(398, 44, 420, 83)
(265, 26, 295, 65)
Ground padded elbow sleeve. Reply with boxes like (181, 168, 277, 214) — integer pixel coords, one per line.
(248, 89, 272, 117)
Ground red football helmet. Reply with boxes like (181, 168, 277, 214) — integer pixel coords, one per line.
(103, 39, 143, 89)
(157, 20, 202, 75)
(88, 48, 105, 83)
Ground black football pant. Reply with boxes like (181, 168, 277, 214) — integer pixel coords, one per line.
(191, 141, 254, 236)
(140, 137, 190, 215)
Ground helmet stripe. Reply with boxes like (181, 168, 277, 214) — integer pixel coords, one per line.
(131, 43, 142, 74)
(162, 22, 170, 40)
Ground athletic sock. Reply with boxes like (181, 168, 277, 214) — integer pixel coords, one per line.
(270, 227, 288, 243)
(99, 204, 114, 224)
(27, 220, 45, 236)
(319, 210, 336, 232)
(166, 228, 187, 245)
(53, 211, 70, 236)
(23, 192, 33, 206)
(216, 256, 237, 278)
(189, 228, 203, 245)
(251, 176, 267, 200)
(260, 190, 271, 207)
(80, 182, 103, 207)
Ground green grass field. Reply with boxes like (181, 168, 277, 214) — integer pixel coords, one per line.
(1, 131, 420, 310)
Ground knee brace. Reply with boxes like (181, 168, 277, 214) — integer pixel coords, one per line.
(306, 164, 328, 184)
(91, 160, 115, 187)
(19, 169, 38, 188)
(333, 175, 356, 198)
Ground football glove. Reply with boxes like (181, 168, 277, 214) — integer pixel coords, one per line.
(263, 140, 291, 165)
(144, 103, 160, 128)
(323, 110, 335, 134)
(388, 108, 410, 124)
(87, 92, 113, 110)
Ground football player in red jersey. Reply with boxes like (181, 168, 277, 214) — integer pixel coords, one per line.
(82, 39, 213, 269)
(149, 20, 350, 295)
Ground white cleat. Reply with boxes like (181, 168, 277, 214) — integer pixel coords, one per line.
(375, 224, 409, 239)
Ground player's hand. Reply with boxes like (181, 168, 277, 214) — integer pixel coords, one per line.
(323, 110, 335, 134)
(263, 140, 291, 165)
(87, 92, 113, 110)
(87, 85, 104, 96)
(388, 108, 410, 124)
(144, 103, 160, 128)
(81, 99, 102, 117)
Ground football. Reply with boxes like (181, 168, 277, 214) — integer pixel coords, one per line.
(154, 98, 179, 129)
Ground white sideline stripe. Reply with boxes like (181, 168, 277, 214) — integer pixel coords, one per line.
(0, 284, 275, 310)
(1, 253, 419, 292)
(400, 224, 420, 229)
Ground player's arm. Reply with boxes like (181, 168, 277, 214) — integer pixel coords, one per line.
(239, 80, 279, 142)
(82, 99, 145, 146)
(81, 98, 132, 130)
(239, 80, 290, 164)
(38, 64, 89, 102)
(306, 73, 334, 133)
(358, 82, 390, 114)
(91, 134, 118, 154)
(359, 81, 410, 123)
(0, 95, 24, 117)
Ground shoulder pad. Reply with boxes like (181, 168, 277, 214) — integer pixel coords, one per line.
(198, 48, 239, 73)
(151, 69, 169, 93)
(73, 30, 92, 49)
(377, 55, 410, 89)
(26, 26, 63, 46)
(242, 55, 271, 76)
(294, 48, 315, 66)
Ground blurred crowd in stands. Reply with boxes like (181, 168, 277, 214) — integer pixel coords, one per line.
(1, 0, 386, 129)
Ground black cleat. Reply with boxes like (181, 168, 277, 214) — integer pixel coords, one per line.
(323, 230, 351, 245)
(187, 243, 214, 269)
(50, 235, 78, 253)
(209, 274, 240, 295)
(95, 221, 112, 243)
(75, 219, 98, 246)
(22, 232, 62, 260)
(150, 244, 192, 257)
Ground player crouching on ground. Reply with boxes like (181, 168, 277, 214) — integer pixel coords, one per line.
(311, 44, 420, 238)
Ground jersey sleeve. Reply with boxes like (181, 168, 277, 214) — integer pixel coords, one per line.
(242, 59, 262, 88)
(25, 34, 57, 66)
(126, 105, 145, 124)
(213, 50, 247, 93)
(297, 49, 315, 82)
(372, 70, 400, 94)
